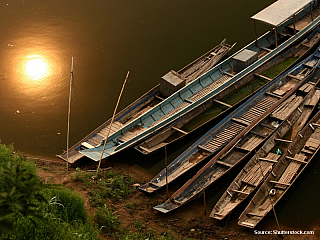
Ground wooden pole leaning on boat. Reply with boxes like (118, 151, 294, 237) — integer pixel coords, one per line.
(256, 153, 281, 230)
(203, 189, 207, 216)
(96, 71, 130, 174)
(253, 19, 258, 47)
(165, 146, 169, 200)
(66, 57, 74, 172)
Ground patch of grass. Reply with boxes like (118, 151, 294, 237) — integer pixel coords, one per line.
(73, 168, 134, 207)
(4, 185, 100, 240)
(262, 57, 297, 79)
(0, 141, 100, 239)
(134, 219, 146, 232)
(8, 214, 99, 240)
(126, 201, 137, 212)
(43, 187, 87, 223)
(95, 204, 120, 232)
(71, 167, 91, 183)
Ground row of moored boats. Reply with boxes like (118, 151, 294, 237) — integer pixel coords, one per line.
(58, 0, 320, 228)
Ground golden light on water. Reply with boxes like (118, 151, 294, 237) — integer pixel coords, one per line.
(25, 56, 49, 80)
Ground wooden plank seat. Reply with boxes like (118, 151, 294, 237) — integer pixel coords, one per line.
(202, 122, 245, 150)
(87, 135, 104, 147)
(301, 148, 314, 155)
(213, 99, 232, 108)
(241, 135, 265, 151)
(189, 74, 231, 102)
(83, 121, 125, 148)
(274, 154, 305, 189)
(305, 89, 320, 106)
(98, 121, 124, 138)
(231, 189, 250, 195)
(239, 107, 267, 123)
(266, 92, 282, 98)
(254, 73, 272, 81)
(242, 153, 279, 187)
(303, 59, 319, 69)
(118, 125, 147, 142)
(304, 133, 320, 151)
(216, 160, 233, 168)
(232, 118, 250, 126)
(271, 95, 303, 120)
(299, 83, 314, 92)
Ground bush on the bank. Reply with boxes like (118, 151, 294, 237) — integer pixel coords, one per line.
(0, 141, 99, 239)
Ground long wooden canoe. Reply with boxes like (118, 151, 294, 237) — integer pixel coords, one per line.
(153, 48, 320, 213)
(59, 0, 320, 163)
(139, 26, 320, 194)
(57, 39, 234, 163)
(238, 110, 320, 228)
(210, 80, 320, 221)
(135, 27, 320, 156)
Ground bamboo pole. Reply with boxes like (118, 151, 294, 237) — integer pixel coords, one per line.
(253, 19, 258, 47)
(96, 71, 130, 174)
(275, 27, 278, 48)
(203, 189, 207, 215)
(293, 15, 297, 35)
(252, 77, 255, 93)
(66, 57, 74, 172)
(165, 146, 169, 199)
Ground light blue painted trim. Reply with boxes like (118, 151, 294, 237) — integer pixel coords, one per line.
(81, 3, 320, 161)
(114, 15, 320, 152)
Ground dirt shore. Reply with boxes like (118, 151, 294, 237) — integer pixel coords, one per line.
(32, 158, 319, 240)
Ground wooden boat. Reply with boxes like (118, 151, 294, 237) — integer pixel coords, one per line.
(59, 0, 320, 163)
(135, 26, 320, 156)
(238, 110, 320, 228)
(139, 26, 320, 194)
(210, 81, 320, 221)
(153, 49, 320, 213)
(57, 39, 234, 163)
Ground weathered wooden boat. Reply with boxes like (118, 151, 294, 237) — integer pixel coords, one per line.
(238, 109, 320, 228)
(153, 49, 320, 213)
(135, 26, 320, 156)
(59, 0, 320, 163)
(210, 80, 320, 221)
(139, 26, 320, 194)
(57, 39, 234, 163)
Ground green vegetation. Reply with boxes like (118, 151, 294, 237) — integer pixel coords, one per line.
(0, 142, 99, 239)
(126, 200, 137, 213)
(262, 57, 298, 79)
(0, 156, 46, 235)
(95, 204, 120, 231)
(72, 168, 134, 207)
(0, 142, 186, 239)
(223, 78, 269, 106)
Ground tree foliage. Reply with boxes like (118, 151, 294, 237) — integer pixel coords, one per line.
(0, 143, 47, 235)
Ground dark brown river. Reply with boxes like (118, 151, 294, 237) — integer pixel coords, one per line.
(1, 0, 319, 230)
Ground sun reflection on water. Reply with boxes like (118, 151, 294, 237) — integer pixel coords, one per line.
(24, 55, 49, 80)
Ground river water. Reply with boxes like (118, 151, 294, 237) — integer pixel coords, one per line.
(1, 0, 319, 230)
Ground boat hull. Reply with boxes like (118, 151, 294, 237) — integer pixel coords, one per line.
(210, 82, 320, 221)
(139, 26, 320, 194)
(60, 1, 320, 163)
(238, 110, 320, 228)
(153, 48, 320, 213)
